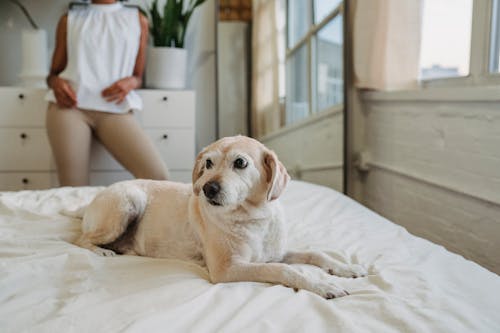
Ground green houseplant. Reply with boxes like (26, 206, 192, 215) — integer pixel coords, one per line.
(143, 0, 207, 89)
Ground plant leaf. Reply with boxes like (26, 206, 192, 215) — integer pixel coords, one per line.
(149, 0, 164, 46)
(180, 0, 206, 46)
(143, 0, 206, 48)
(176, 0, 184, 47)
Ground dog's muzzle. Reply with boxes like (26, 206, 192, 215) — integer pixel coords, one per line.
(203, 181, 222, 206)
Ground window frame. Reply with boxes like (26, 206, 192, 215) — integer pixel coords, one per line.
(422, 0, 500, 88)
(285, 0, 344, 125)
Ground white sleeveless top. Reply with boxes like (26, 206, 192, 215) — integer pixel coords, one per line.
(46, 3, 142, 113)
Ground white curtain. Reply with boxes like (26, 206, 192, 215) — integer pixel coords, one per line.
(251, 0, 282, 138)
(352, 0, 423, 91)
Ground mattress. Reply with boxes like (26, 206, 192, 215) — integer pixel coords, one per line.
(0, 180, 499, 332)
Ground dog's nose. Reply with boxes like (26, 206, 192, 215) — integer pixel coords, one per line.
(203, 181, 220, 199)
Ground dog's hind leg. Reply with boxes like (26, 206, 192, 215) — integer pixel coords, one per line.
(75, 183, 147, 256)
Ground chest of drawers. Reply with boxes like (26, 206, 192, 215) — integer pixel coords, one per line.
(0, 87, 196, 190)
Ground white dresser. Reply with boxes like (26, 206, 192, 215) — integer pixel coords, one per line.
(0, 87, 196, 190)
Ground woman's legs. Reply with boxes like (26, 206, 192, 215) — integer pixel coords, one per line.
(46, 103, 92, 186)
(93, 111, 169, 180)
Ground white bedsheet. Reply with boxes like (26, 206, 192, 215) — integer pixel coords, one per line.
(0, 181, 499, 333)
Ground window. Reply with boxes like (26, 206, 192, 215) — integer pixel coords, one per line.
(490, 0, 500, 72)
(419, 0, 473, 80)
(286, 45, 309, 124)
(420, 0, 500, 86)
(314, 0, 342, 23)
(285, 0, 343, 125)
(287, 1, 312, 47)
(315, 15, 343, 112)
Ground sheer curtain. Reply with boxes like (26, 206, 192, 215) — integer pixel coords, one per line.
(251, 0, 282, 138)
(352, 0, 423, 91)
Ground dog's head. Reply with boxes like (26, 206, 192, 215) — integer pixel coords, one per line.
(192, 135, 290, 208)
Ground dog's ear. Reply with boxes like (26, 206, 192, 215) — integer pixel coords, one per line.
(192, 149, 207, 194)
(263, 150, 290, 201)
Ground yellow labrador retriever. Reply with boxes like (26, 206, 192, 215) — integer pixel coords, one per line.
(75, 135, 366, 299)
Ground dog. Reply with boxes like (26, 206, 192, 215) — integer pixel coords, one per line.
(75, 135, 366, 299)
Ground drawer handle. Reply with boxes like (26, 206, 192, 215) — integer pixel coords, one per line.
(20, 133, 28, 139)
(18, 93, 25, 100)
(162, 134, 169, 140)
(22, 178, 29, 184)
(162, 96, 168, 101)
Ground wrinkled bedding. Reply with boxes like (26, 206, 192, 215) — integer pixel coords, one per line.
(0, 181, 499, 332)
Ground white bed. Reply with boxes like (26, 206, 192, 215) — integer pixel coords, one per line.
(1, 180, 499, 332)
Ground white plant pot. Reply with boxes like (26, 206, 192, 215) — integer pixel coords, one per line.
(146, 47, 187, 89)
(19, 29, 48, 88)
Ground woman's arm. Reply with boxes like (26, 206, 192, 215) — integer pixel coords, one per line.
(47, 14, 77, 108)
(102, 12, 149, 104)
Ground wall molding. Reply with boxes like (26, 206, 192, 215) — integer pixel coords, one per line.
(362, 86, 500, 103)
(259, 106, 343, 142)
(290, 162, 343, 180)
(368, 161, 500, 207)
(297, 162, 343, 172)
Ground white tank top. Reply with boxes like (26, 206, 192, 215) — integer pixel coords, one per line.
(46, 3, 142, 113)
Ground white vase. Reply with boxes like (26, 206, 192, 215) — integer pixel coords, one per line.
(19, 29, 48, 88)
(146, 47, 187, 89)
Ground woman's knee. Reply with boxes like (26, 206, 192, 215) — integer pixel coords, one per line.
(45, 103, 92, 186)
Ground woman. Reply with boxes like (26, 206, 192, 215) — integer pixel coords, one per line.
(46, 0, 169, 186)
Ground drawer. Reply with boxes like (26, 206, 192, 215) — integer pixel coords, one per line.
(89, 170, 192, 186)
(90, 129, 195, 171)
(147, 129, 195, 169)
(136, 90, 195, 128)
(0, 129, 53, 171)
(0, 172, 52, 191)
(0, 87, 47, 127)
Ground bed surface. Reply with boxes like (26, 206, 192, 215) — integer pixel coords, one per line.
(1, 181, 499, 332)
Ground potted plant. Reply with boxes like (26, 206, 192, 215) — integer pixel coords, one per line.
(8, 0, 47, 87)
(143, 0, 207, 89)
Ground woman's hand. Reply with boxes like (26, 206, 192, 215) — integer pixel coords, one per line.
(101, 76, 141, 104)
(50, 76, 77, 108)
(47, 14, 77, 109)
(101, 13, 147, 105)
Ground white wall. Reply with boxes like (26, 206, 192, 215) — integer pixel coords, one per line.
(0, 0, 216, 151)
(260, 109, 344, 192)
(360, 88, 500, 274)
(217, 22, 249, 137)
(0, 0, 68, 85)
(179, 0, 217, 151)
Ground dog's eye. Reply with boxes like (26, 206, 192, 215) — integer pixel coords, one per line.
(233, 158, 248, 169)
(205, 159, 213, 169)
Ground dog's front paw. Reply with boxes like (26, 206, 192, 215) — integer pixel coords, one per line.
(312, 281, 350, 299)
(326, 264, 367, 278)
